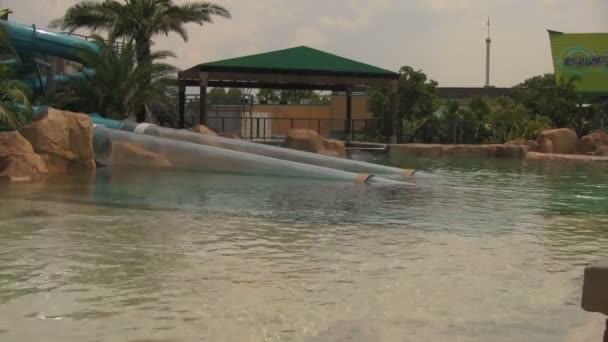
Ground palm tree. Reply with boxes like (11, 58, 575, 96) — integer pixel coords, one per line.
(50, 0, 230, 63)
(65, 35, 177, 120)
(0, 24, 33, 131)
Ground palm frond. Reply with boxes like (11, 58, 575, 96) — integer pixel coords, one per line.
(49, 0, 122, 33)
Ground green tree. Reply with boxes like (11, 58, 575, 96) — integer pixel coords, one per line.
(491, 96, 552, 141)
(368, 66, 439, 141)
(50, 0, 230, 63)
(280, 90, 318, 104)
(369, 66, 439, 121)
(64, 35, 177, 120)
(469, 97, 492, 120)
(226, 88, 243, 104)
(0, 23, 32, 130)
(513, 73, 582, 128)
(256, 89, 328, 104)
(397, 66, 439, 121)
(256, 89, 280, 103)
(207, 87, 227, 105)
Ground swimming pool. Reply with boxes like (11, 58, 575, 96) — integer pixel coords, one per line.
(0, 157, 606, 341)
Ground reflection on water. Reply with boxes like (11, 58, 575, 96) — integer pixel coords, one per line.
(0, 158, 607, 341)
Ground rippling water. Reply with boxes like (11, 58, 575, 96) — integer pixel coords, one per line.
(1, 156, 608, 341)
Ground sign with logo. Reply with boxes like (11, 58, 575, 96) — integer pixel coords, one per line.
(548, 31, 608, 93)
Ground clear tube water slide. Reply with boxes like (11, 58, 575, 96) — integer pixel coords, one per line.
(116, 123, 414, 179)
(93, 126, 406, 185)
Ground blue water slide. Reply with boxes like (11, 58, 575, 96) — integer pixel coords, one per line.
(24, 68, 96, 90)
(0, 20, 98, 63)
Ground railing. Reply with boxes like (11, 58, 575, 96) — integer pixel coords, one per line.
(152, 110, 388, 142)
(204, 116, 386, 142)
(406, 120, 516, 144)
(60, 32, 126, 52)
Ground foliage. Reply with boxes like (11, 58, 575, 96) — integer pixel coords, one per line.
(0, 24, 32, 131)
(512, 73, 582, 129)
(490, 96, 552, 140)
(207, 87, 243, 105)
(397, 66, 439, 121)
(50, 0, 230, 63)
(368, 66, 439, 140)
(62, 35, 177, 120)
(256, 89, 330, 104)
(405, 96, 553, 144)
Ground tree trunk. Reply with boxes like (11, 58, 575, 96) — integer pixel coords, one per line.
(135, 39, 152, 123)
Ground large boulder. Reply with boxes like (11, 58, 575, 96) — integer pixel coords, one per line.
(0, 131, 48, 182)
(285, 129, 346, 158)
(595, 146, 608, 157)
(218, 132, 241, 140)
(321, 138, 347, 158)
(580, 129, 608, 154)
(109, 142, 172, 168)
(19, 108, 95, 175)
(536, 128, 580, 155)
(192, 125, 217, 136)
(389, 144, 524, 160)
(506, 138, 540, 152)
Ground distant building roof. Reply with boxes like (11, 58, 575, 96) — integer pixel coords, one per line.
(437, 87, 513, 99)
(189, 46, 398, 78)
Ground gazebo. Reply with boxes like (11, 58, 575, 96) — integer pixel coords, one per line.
(177, 46, 399, 142)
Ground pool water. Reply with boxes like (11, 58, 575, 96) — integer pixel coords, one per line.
(0, 157, 607, 341)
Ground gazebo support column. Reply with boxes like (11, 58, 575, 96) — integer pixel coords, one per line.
(199, 72, 208, 126)
(345, 87, 353, 143)
(178, 83, 186, 129)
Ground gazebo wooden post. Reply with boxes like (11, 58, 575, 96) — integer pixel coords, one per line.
(199, 72, 209, 126)
(345, 86, 353, 144)
(178, 82, 186, 129)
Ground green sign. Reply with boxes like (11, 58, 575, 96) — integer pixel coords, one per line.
(548, 31, 608, 93)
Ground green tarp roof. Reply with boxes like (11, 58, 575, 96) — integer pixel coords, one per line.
(195, 46, 397, 77)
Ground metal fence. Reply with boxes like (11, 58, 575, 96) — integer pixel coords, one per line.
(404, 120, 515, 144)
(150, 95, 390, 142)
(166, 116, 387, 142)
(60, 32, 126, 52)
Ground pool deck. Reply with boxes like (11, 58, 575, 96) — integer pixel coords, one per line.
(527, 152, 608, 162)
(388, 144, 525, 159)
(388, 144, 608, 162)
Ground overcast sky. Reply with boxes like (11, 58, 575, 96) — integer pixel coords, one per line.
(3, 0, 607, 87)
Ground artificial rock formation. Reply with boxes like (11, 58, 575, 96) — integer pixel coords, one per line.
(191, 125, 217, 136)
(218, 132, 241, 140)
(506, 138, 540, 152)
(19, 108, 96, 175)
(536, 128, 580, 155)
(580, 129, 608, 155)
(285, 129, 347, 158)
(0, 131, 48, 182)
(388, 144, 525, 160)
(526, 151, 608, 163)
(595, 146, 608, 157)
(109, 142, 172, 169)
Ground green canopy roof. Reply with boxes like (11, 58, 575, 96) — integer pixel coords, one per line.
(194, 46, 397, 78)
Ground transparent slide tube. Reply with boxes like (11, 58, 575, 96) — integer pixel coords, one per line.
(93, 126, 406, 185)
(119, 123, 412, 179)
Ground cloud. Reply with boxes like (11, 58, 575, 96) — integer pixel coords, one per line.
(319, 0, 394, 30)
(424, 0, 472, 11)
(291, 27, 328, 48)
(3, 0, 607, 86)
